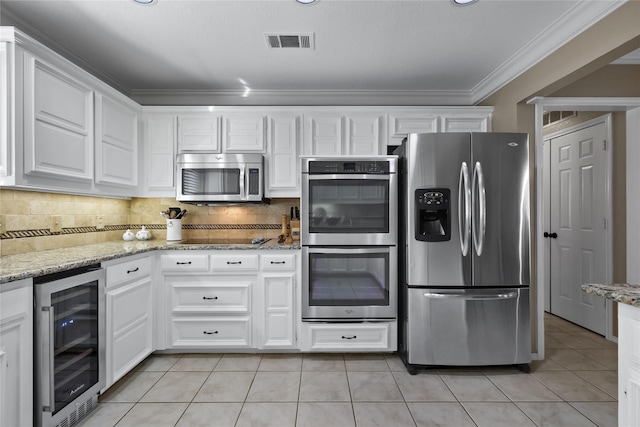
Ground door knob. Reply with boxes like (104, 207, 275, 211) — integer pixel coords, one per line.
(544, 232, 549, 238)
(549, 232, 558, 239)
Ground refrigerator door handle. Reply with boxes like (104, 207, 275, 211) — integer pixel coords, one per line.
(458, 162, 471, 256)
(424, 291, 518, 300)
(472, 161, 486, 256)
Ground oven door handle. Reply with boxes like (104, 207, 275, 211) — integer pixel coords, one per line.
(41, 306, 55, 412)
(306, 247, 391, 255)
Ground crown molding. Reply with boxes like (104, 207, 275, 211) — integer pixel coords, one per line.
(471, 0, 627, 104)
(130, 88, 475, 106)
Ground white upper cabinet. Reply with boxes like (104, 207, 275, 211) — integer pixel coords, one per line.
(222, 114, 266, 152)
(1, 28, 144, 197)
(178, 115, 221, 152)
(266, 113, 300, 197)
(440, 114, 491, 133)
(346, 114, 385, 155)
(0, 40, 11, 180)
(23, 52, 94, 181)
(388, 112, 439, 147)
(95, 93, 139, 188)
(303, 114, 344, 156)
(142, 114, 176, 197)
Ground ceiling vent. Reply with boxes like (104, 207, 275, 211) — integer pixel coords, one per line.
(265, 33, 314, 49)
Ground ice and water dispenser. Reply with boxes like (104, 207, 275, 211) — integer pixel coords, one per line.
(415, 188, 451, 241)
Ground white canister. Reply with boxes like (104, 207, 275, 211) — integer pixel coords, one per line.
(166, 219, 182, 241)
(122, 229, 135, 241)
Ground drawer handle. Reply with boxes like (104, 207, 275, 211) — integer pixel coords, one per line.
(202, 296, 218, 300)
(341, 335, 357, 340)
(270, 261, 286, 264)
(227, 261, 242, 265)
(126, 267, 139, 274)
(176, 261, 192, 265)
(203, 331, 219, 335)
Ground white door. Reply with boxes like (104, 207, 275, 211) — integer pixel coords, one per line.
(548, 120, 608, 334)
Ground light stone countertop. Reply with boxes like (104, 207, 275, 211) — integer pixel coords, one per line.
(0, 239, 300, 284)
(581, 283, 640, 308)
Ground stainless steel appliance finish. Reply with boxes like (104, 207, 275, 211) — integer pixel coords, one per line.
(302, 246, 397, 321)
(301, 157, 398, 246)
(176, 153, 264, 204)
(396, 133, 531, 371)
(407, 288, 530, 366)
(34, 265, 106, 427)
(301, 156, 398, 322)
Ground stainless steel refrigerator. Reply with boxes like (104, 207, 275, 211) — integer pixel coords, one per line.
(395, 132, 531, 373)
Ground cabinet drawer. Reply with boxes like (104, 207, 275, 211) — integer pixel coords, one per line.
(260, 254, 296, 271)
(170, 317, 251, 347)
(106, 256, 151, 287)
(306, 323, 392, 351)
(161, 254, 209, 272)
(171, 282, 251, 313)
(210, 254, 258, 271)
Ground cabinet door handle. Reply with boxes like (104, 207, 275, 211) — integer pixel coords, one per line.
(341, 335, 357, 340)
(202, 296, 218, 300)
(176, 261, 192, 265)
(270, 261, 286, 264)
(203, 331, 219, 335)
(227, 261, 242, 265)
(126, 267, 139, 274)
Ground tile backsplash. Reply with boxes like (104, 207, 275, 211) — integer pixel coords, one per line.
(0, 189, 299, 256)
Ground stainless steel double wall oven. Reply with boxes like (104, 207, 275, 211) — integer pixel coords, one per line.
(301, 157, 398, 321)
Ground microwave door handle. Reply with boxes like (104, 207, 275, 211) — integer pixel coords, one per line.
(239, 164, 246, 200)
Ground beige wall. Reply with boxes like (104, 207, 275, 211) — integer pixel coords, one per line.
(480, 1, 640, 348)
(0, 188, 299, 256)
(482, 2, 640, 131)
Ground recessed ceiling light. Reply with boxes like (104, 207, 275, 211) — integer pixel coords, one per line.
(132, 0, 157, 5)
(452, 0, 478, 5)
(296, 0, 318, 4)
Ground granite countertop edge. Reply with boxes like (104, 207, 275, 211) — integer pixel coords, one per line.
(581, 283, 640, 308)
(0, 240, 301, 285)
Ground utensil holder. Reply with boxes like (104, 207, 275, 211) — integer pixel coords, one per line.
(166, 219, 182, 241)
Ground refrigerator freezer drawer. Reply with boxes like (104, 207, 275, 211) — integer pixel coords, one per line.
(406, 287, 530, 366)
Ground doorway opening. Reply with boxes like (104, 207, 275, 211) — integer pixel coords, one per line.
(543, 114, 612, 335)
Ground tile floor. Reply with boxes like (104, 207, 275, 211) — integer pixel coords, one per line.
(79, 313, 618, 427)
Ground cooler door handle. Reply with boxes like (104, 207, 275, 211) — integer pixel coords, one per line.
(41, 306, 55, 412)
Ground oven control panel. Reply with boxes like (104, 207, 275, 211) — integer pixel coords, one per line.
(307, 160, 392, 174)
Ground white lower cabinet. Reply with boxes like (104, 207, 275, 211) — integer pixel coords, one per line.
(162, 252, 258, 349)
(104, 255, 153, 388)
(0, 279, 33, 427)
(160, 250, 299, 351)
(618, 303, 640, 427)
(300, 321, 397, 352)
(259, 253, 297, 349)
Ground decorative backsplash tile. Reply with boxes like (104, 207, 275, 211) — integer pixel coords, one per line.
(0, 189, 299, 256)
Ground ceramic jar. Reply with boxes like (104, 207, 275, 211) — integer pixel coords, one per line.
(136, 226, 151, 240)
(122, 229, 135, 241)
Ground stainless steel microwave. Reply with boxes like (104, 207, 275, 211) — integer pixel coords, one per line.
(176, 153, 264, 204)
